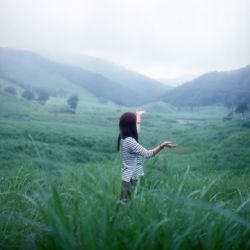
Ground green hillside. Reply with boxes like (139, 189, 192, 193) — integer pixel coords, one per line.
(1, 84, 250, 171)
(163, 65, 250, 107)
(0, 81, 250, 169)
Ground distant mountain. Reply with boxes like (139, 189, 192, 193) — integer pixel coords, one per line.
(0, 48, 166, 106)
(52, 53, 168, 101)
(157, 74, 196, 87)
(162, 66, 250, 107)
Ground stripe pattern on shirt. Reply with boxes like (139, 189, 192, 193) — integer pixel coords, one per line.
(121, 137, 154, 182)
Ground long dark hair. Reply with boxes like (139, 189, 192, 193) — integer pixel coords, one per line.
(117, 112, 138, 151)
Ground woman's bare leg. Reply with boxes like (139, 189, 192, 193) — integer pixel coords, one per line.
(120, 181, 132, 202)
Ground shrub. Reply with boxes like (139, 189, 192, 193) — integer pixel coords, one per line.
(67, 95, 79, 112)
(22, 90, 35, 101)
(37, 89, 49, 105)
(235, 103, 249, 119)
(4, 86, 17, 95)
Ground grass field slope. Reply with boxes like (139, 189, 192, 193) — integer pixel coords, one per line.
(0, 82, 250, 249)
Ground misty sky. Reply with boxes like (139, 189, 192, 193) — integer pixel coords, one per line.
(0, 0, 249, 78)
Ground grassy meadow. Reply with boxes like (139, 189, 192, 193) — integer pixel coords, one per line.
(0, 88, 250, 249)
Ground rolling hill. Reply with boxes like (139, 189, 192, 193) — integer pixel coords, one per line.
(53, 53, 169, 99)
(162, 65, 250, 107)
(0, 48, 166, 106)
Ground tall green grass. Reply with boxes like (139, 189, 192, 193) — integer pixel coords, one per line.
(0, 157, 249, 249)
(0, 90, 250, 249)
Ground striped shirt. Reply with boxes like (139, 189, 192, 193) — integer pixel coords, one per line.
(120, 137, 154, 182)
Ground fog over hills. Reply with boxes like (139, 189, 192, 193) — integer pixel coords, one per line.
(51, 53, 169, 97)
(157, 74, 197, 87)
(1, 47, 249, 108)
(0, 47, 167, 106)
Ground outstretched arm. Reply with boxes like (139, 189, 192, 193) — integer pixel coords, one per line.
(128, 138, 177, 159)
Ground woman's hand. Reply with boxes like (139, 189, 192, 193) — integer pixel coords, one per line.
(136, 110, 145, 117)
(136, 110, 146, 115)
(152, 140, 176, 155)
(136, 111, 145, 127)
(161, 141, 177, 148)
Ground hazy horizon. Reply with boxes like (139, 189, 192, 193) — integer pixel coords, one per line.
(1, 0, 249, 79)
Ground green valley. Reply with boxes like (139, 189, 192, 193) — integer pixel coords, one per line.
(0, 81, 249, 249)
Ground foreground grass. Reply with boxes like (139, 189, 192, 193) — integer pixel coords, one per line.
(0, 157, 249, 250)
(0, 91, 250, 249)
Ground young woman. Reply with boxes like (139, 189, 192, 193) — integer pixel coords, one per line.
(117, 111, 176, 202)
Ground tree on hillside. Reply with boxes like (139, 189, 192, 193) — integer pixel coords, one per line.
(67, 95, 79, 112)
(4, 86, 17, 95)
(22, 90, 34, 101)
(37, 89, 49, 105)
(235, 103, 249, 119)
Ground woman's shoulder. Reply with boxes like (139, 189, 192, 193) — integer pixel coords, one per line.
(122, 137, 137, 144)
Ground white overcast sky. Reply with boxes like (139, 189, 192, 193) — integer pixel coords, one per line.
(0, 0, 249, 78)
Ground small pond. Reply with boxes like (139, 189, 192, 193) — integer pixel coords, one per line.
(176, 119, 196, 125)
